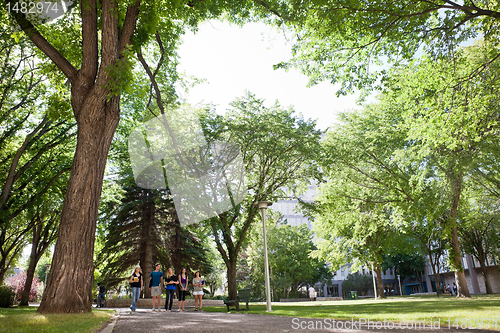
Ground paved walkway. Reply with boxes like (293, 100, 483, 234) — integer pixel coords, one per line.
(101, 307, 497, 333)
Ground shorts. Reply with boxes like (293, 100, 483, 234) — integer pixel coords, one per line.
(151, 286, 161, 296)
(179, 290, 187, 301)
(193, 291, 204, 296)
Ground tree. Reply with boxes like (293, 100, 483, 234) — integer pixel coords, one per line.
(310, 99, 421, 299)
(246, 214, 331, 300)
(383, 252, 426, 293)
(0, 25, 74, 227)
(277, 0, 500, 96)
(1, 0, 283, 313)
(458, 186, 500, 294)
(342, 272, 372, 297)
(201, 92, 322, 302)
(19, 202, 59, 306)
(380, 42, 500, 297)
(97, 181, 211, 296)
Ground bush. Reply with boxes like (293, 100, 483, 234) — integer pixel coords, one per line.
(0, 285, 15, 307)
(342, 272, 373, 296)
(209, 295, 226, 300)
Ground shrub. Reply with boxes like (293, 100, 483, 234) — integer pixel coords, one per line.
(342, 272, 373, 296)
(4, 271, 41, 301)
(0, 285, 15, 307)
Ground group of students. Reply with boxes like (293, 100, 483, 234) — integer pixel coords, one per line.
(129, 263, 205, 312)
(441, 282, 458, 295)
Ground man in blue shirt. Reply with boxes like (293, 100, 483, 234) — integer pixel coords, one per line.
(149, 263, 164, 311)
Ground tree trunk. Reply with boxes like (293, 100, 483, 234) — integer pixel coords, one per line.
(427, 247, 441, 297)
(448, 168, 470, 298)
(140, 197, 154, 299)
(375, 265, 386, 299)
(38, 99, 119, 313)
(227, 257, 238, 309)
(20, 225, 41, 306)
(172, 218, 182, 274)
(478, 256, 493, 294)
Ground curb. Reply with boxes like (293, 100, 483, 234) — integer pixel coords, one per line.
(98, 312, 120, 333)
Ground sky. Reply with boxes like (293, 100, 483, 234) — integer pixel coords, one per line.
(177, 21, 363, 131)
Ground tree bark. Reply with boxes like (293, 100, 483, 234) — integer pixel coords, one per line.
(226, 257, 238, 309)
(20, 221, 42, 306)
(38, 98, 120, 313)
(140, 194, 155, 299)
(448, 169, 470, 298)
(20, 211, 58, 306)
(375, 265, 386, 299)
(478, 255, 493, 294)
(427, 247, 441, 297)
(20, 244, 38, 306)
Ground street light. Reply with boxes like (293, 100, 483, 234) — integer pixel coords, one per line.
(369, 261, 378, 299)
(254, 201, 272, 312)
(397, 274, 402, 296)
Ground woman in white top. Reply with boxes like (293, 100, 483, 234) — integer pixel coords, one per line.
(192, 270, 204, 311)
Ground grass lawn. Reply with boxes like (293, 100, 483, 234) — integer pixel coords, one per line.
(0, 306, 114, 333)
(203, 294, 500, 330)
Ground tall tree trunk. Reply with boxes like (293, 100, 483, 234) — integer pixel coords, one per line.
(478, 255, 493, 294)
(427, 248, 441, 297)
(227, 257, 238, 309)
(375, 265, 386, 299)
(20, 224, 41, 306)
(38, 100, 120, 313)
(172, 218, 182, 274)
(448, 169, 470, 298)
(140, 195, 155, 299)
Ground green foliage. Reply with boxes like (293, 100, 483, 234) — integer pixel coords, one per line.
(244, 213, 331, 300)
(278, 0, 500, 96)
(199, 91, 322, 299)
(0, 285, 15, 308)
(382, 253, 426, 282)
(341, 272, 373, 297)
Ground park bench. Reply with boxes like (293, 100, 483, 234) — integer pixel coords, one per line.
(223, 288, 250, 311)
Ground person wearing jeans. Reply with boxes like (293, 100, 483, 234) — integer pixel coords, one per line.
(129, 266, 143, 312)
(164, 268, 178, 312)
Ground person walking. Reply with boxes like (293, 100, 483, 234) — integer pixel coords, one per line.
(309, 286, 315, 301)
(177, 267, 188, 311)
(192, 271, 204, 311)
(129, 266, 143, 312)
(149, 263, 164, 311)
(164, 268, 178, 312)
(97, 283, 106, 307)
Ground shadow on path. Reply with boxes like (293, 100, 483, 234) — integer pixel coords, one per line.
(104, 308, 497, 333)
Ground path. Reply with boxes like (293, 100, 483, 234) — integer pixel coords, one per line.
(101, 307, 498, 333)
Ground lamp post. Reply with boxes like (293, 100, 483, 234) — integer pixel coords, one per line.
(370, 261, 377, 299)
(397, 274, 402, 296)
(255, 201, 273, 312)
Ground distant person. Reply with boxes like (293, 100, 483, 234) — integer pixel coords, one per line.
(177, 267, 188, 311)
(97, 283, 106, 308)
(447, 284, 451, 294)
(149, 263, 164, 311)
(129, 266, 143, 312)
(453, 282, 457, 295)
(193, 271, 204, 311)
(309, 286, 315, 301)
(164, 268, 178, 312)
